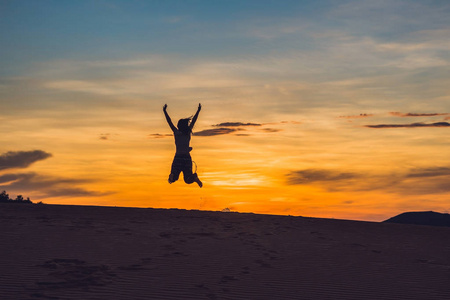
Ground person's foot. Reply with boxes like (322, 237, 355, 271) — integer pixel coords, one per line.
(195, 178, 203, 188)
(168, 174, 175, 184)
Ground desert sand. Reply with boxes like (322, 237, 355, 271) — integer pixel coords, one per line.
(1, 203, 449, 300)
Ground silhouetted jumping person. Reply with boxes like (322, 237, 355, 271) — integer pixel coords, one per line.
(163, 103, 203, 188)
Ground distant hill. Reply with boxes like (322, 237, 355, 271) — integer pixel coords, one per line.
(384, 211, 450, 227)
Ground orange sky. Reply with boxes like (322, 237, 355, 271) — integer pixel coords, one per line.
(1, 1, 449, 221)
(2, 106, 449, 221)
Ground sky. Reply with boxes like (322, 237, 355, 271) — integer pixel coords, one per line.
(1, 0, 449, 221)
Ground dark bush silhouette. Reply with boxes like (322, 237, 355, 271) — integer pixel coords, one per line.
(0, 190, 9, 203)
(0, 190, 33, 204)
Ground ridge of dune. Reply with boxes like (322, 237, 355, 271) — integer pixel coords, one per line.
(1, 203, 450, 299)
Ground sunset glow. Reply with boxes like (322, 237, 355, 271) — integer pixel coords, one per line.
(1, 1, 449, 221)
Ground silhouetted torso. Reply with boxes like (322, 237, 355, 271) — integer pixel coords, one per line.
(174, 131, 192, 155)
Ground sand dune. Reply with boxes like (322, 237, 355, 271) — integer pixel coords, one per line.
(1, 203, 449, 299)
(384, 211, 450, 227)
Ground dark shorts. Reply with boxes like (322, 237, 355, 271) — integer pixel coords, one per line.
(169, 154, 198, 184)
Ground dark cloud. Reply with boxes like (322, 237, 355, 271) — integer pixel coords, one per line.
(392, 177, 450, 195)
(0, 172, 110, 198)
(406, 167, 450, 178)
(99, 133, 120, 140)
(0, 173, 22, 184)
(339, 113, 374, 119)
(279, 121, 302, 125)
(148, 133, 172, 139)
(286, 169, 357, 185)
(194, 128, 240, 136)
(99, 133, 110, 140)
(43, 187, 109, 198)
(0, 150, 52, 171)
(193, 121, 285, 137)
(286, 166, 450, 195)
(390, 112, 450, 117)
(0, 150, 107, 199)
(262, 128, 282, 133)
(212, 122, 262, 127)
(0, 173, 82, 186)
(365, 122, 450, 128)
(397, 167, 450, 195)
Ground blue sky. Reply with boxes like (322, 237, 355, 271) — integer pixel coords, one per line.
(2, 1, 448, 66)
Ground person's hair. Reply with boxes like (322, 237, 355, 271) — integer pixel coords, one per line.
(177, 117, 192, 135)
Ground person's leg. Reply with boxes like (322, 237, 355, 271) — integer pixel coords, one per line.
(168, 157, 182, 184)
(168, 172, 180, 184)
(183, 172, 203, 187)
(182, 156, 203, 188)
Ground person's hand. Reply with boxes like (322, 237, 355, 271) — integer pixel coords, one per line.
(163, 104, 167, 111)
(198, 103, 202, 111)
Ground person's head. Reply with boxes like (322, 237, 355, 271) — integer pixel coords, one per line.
(177, 118, 192, 135)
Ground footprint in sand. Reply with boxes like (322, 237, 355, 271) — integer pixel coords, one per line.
(254, 259, 272, 268)
(35, 259, 116, 290)
(118, 264, 146, 271)
(220, 275, 238, 284)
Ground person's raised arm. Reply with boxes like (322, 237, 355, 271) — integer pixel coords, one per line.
(163, 104, 177, 132)
(190, 103, 202, 129)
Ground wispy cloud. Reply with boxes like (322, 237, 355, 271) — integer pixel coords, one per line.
(147, 133, 173, 139)
(390, 112, 450, 117)
(98, 133, 120, 141)
(40, 58, 254, 97)
(0, 150, 52, 171)
(0, 172, 110, 198)
(280, 121, 302, 125)
(0, 150, 109, 198)
(153, 120, 280, 138)
(195, 128, 240, 136)
(392, 167, 450, 195)
(195, 121, 284, 136)
(286, 169, 358, 185)
(406, 167, 450, 178)
(339, 113, 374, 119)
(99, 133, 110, 140)
(261, 128, 282, 133)
(286, 166, 450, 195)
(213, 122, 262, 127)
(365, 122, 450, 128)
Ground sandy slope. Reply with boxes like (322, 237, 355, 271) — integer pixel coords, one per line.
(1, 203, 449, 300)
